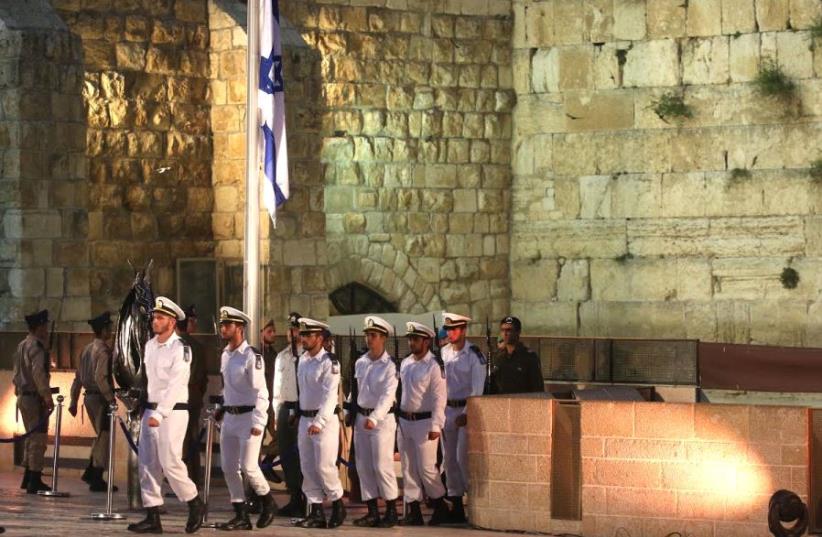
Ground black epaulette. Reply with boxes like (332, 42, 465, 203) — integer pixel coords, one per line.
(432, 352, 446, 378)
(469, 344, 487, 365)
(182, 344, 192, 363)
(327, 352, 340, 374)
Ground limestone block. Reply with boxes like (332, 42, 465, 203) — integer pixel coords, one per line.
(777, 31, 813, 79)
(729, 33, 760, 82)
(613, 0, 646, 40)
(557, 259, 590, 301)
(647, 0, 687, 38)
(584, 0, 614, 42)
(686, 0, 722, 36)
(516, 220, 627, 259)
(682, 36, 730, 85)
(711, 257, 793, 300)
(579, 301, 688, 338)
(756, 0, 789, 31)
(9, 268, 44, 298)
(554, 0, 585, 45)
(623, 40, 679, 87)
(564, 91, 635, 132)
(626, 217, 805, 258)
(511, 258, 558, 301)
(590, 258, 712, 301)
(721, 0, 756, 34)
(531, 48, 559, 93)
(749, 300, 807, 346)
(559, 46, 594, 91)
(513, 300, 579, 335)
(513, 94, 563, 136)
(454, 189, 478, 212)
(519, 1, 554, 48)
(593, 43, 623, 90)
(790, 0, 822, 28)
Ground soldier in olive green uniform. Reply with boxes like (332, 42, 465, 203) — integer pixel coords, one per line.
(177, 305, 208, 487)
(13, 309, 53, 494)
(69, 311, 116, 492)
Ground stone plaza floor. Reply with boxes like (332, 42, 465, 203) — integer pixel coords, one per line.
(0, 471, 513, 537)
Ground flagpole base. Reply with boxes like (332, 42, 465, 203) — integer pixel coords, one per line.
(38, 490, 70, 498)
(89, 513, 126, 520)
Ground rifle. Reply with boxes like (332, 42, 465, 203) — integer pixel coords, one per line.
(346, 327, 361, 500)
(392, 325, 401, 414)
(212, 316, 223, 351)
(431, 314, 445, 370)
(485, 316, 495, 395)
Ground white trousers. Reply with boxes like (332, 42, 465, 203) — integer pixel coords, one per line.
(353, 414, 398, 501)
(139, 409, 199, 507)
(398, 417, 445, 503)
(442, 405, 469, 497)
(220, 412, 270, 503)
(298, 416, 343, 504)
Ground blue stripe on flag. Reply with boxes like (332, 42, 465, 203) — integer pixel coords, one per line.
(262, 123, 287, 206)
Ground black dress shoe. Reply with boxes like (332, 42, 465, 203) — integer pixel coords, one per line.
(256, 491, 277, 528)
(379, 499, 398, 528)
(218, 502, 252, 531)
(328, 498, 346, 528)
(185, 495, 205, 533)
(399, 500, 425, 526)
(353, 499, 379, 527)
(296, 503, 326, 529)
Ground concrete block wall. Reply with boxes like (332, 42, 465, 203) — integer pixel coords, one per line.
(511, 0, 822, 346)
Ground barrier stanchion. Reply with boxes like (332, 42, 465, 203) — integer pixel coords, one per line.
(39, 393, 69, 498)
(202, 404, 219, 528)
(90, 401, 126, 521)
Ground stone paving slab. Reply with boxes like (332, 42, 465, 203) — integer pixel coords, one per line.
(0, 472, 513, 537)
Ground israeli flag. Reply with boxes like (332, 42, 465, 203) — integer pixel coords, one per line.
(258, 0, 288, 225)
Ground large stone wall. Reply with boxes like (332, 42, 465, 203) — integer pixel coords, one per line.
(510, 0, 822, 345)
(53, 0, 215, 315)
(0, 2, 89, 329)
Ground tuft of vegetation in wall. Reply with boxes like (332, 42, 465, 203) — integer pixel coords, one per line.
(651, 92, 693, 122)
(780, 267, 800, 289)
(755, 60, 796, 98)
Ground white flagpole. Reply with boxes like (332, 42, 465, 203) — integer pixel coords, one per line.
(244, 0, 261, 347)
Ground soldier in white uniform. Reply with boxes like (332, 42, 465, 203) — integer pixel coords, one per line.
(345, 316, 400, 528)
(440, 312, 486, 524)
(271, 312, 304, 517)
(397, 321, 450, 526)
(128, 296, 204, 535)
(295, 318, 346, 529)
(214, 306, 277, 530)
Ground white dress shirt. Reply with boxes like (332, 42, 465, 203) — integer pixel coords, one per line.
(144, 332, 190, 424)
(353, 351, 398, 427)
(441, 342, 486, 403)
(297, 348, 340, 430)
(220, 340, 269, 430)
(271, 344, 301, 412)
(399, 351, 447, 432)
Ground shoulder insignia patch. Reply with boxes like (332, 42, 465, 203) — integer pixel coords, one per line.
(255, 353, 263, 370)
(327, 353, 341, 375)
(183, 345, 191, 363)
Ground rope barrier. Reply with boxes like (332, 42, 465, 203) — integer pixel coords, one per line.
(0, 408, 53, 443)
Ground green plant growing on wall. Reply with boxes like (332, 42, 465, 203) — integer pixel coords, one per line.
(729, 168, 752, 181)
(811, 16, 822, 40)
(810, 158, 822, 181)
(780, 267, 800, 289)
(651, 92, 693, 121)
(754, 60, 796, 98)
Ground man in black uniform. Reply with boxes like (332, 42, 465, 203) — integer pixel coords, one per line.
(177, 305, 208, 486)
(489, 316, 544, 394)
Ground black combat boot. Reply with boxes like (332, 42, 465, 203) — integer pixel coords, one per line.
(127, 506, 163, 534)
(399, 500, 424, 526)
(428, 496, 451, 526)
(245, 494, 261, 514)
(297, 503, 326, 529)
(277, 493, 303, 517)
(88, 467, 106, 492)
(379, 499, 398, 528)
(328, 498, 347, 528)
(218, 502, 252, 531)
(353, 498, 380, 527)
(185, 495, 205, 533)
(256, 491, 277, 528)
(448, 495, 467, 524)
(19, 467, 29, 490)
(26, 471, 50, 494)
(81, 459, 94, 484)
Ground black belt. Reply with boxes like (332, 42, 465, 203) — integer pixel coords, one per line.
(223, 405, 254, 415)
(358, 407, 398, 417)
(144, 402, 189, 411)
(281, 401, 298, 410)
(399, 411, 432, 421)
(300, 406, 340, 418)
(447, 399, 467, 408)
